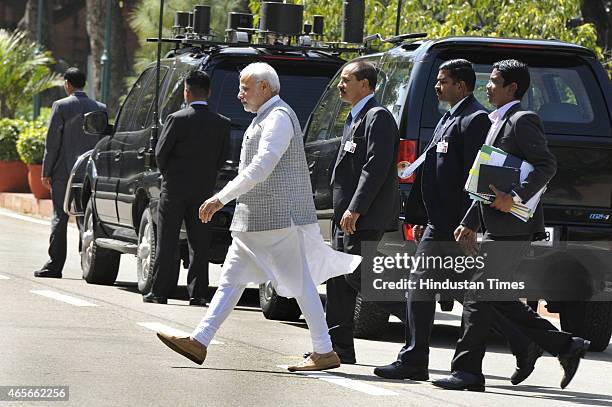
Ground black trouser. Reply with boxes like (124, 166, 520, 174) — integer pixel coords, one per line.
(150, 192, 210, 299)
(42, 178, 69, 273)
(325, 226, 406, 355)
(397, 225, 532, 367)
(451, 233, 573, 375)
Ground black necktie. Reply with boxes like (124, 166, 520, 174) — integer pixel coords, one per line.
(341, 112, 353, 144)
(331, 112, 354, 185)
(428, 110, 452, 150)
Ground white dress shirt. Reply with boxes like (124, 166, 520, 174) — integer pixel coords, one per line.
(485, 100, 520, 145)
(215, 95, 293, 205)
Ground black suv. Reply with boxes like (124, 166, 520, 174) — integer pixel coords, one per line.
(64, 44, 346, 294)
(297, 36, 612, 351)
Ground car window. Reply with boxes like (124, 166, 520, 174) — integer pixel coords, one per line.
(306, 56, 385, 144)
(377, 52, 414, 126)
(135, 67, 168, 130)
(115, 69, 151, 132)
(305, 73, 343, 143)
(425, 53, 610, 137)
(208, 66, 335, 130)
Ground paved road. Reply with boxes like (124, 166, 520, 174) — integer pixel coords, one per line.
(1, 208, 611, 407)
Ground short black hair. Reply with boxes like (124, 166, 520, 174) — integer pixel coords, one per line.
(439, 59, 476, 92)
(346, 61, 377, 90)
(492, 59, 530, 100)
(64, 67, 86, 89)
(184, 69, 211, 98)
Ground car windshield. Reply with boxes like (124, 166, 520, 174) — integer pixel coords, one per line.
(209, 65, 337, 129)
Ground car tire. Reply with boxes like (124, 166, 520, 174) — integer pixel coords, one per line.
(136, 208, 180, 295)
(81, 200, 120, 285)
(259, 281, 302, 322)
(560, 301, 612, 352)
(353, 293, 389, 339)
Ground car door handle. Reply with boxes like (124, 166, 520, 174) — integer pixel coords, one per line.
(137, 147, 146, 159)
(114, 151, 122, 161)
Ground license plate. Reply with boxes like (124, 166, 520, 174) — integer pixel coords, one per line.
(532, 226, 555, 247)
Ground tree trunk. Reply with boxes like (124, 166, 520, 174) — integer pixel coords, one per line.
(86, 0, 131, 118)
(18, 0, 55, 51)
(581, 0, 611, 52)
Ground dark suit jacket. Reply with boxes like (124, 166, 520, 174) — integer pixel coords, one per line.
(155, 104, 230, 198)
(42, 91, 106, 179)
(331, 97, 400, 231)
(461, 103, 557, 236)
(405, 94, 490, 234)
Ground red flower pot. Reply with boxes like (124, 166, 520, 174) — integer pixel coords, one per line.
(0, 160, 30, 192)
(26, 164, 51, 200)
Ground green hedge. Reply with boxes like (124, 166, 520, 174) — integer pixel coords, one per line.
(0, 118, 27, 161)
(16, 119, 47, 165)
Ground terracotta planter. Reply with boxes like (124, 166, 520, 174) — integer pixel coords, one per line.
(26, 164, 51, 200)
(0, 160, 30, 192)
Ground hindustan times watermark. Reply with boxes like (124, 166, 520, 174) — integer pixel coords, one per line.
(358, 240, 612, 303)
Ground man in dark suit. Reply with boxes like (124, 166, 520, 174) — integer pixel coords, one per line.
(143, 70, 230, 305)
(433, 60, 589, 392)
(374, 59, 540, 383)
(35, 68, 106, 279)
(325, 61, 402, 364)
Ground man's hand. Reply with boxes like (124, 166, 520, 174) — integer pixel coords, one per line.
(489, 184, 513, 213)
(41, 177, 52, 190)
(454, 225, 478, 256)
(199, 197, 224, 223)
(340, 210, 360, 235)
(413, 225, 425, 243)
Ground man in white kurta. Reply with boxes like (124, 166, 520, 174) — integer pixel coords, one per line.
(156, 62, 360, 372)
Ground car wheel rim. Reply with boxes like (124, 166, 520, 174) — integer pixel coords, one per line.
(264, 281, 274, 301)
(82, 214, 94, 270)
(137, 222, 152, 280)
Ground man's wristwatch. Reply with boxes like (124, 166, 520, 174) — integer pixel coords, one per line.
(511, 190, 523, 204)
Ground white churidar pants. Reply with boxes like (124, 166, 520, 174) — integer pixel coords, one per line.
(191, 222, 360, 353)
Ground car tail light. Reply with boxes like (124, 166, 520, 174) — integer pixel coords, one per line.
(397, 139, 417, 184)
(403, 223, 415, 241)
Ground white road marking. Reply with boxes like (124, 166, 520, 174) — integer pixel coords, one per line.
(137, 322, 223, 345)
(0, 208, 77, 229)
(278, 366, 398, 396)
(0, 208, 50, 226)
(0, 274, 10, 279)
(31, 290, 97, 307)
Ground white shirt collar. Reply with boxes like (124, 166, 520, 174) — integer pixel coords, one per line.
(256, 95, 281, 115)
(350, 93, 375, 122)
(488, 100, 520, 123)
(448, 95, 470, 116)
(190, 101, 208, 106)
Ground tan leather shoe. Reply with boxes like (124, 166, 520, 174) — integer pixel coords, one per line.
(156, 332, 207, 365)
(287, 351, 341, 372)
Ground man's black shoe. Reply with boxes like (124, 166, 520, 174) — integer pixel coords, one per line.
(431, 371, 485, 392)
(373, 361, 429, 380)
(189, 298, 208, 306)
(142, 293, 168, 304)
(558, 337, 590, 389)
(511, 342, 544, 385)
(34, 269, 62, 278)
(302, 351, 356, 364)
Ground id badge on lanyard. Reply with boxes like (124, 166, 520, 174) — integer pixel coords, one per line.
(344, 140, 357, 154)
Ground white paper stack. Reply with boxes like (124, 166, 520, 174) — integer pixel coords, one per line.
(465, 144, 546, 222)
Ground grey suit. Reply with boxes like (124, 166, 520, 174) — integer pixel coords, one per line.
(40, 91, 106, 275)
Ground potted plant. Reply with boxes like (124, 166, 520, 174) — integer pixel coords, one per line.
(0, 118, 29, 192)
(16, 119, 50, 199)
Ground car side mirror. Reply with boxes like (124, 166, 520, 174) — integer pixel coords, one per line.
(84, 111, 110, 136)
